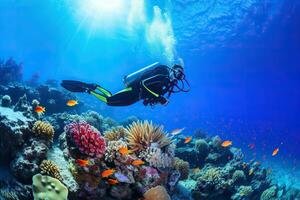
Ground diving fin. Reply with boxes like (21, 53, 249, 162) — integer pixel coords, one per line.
(61, 80, 98, 93)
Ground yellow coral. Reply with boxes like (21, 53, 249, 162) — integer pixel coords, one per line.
(144, 186, 171, 200)
(174, 157, 190, 180)
(40, 160, 63, 182)
(126, 121, 172, 152)
(104, 126, 127, 141)
(32, 120, 54, 141)
(202, 168, 221, 182)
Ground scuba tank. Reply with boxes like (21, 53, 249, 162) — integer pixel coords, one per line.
(123, 62, 162, 87)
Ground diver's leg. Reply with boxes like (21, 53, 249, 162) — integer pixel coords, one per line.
(90, 91, 108, 103)
(95, 86, 112, 97)
(106, 87, 139, 106)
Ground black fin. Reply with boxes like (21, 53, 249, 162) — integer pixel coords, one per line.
(61, 80, 97, 93)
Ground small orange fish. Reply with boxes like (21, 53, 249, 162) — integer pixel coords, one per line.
(101, 169, 115, 178)
(132, 160, 145, 166)
(67, 100, 78, 106)
(221, 140, 232, 147)
(35, 106, 45, 114)
(76, 159, 89, 167)
(272, 148, 279, 156)
(119, 147, 132, 156)
(184, 137, 192, 144)
(107, 178, 119, 185)
(170, 128, 185, 136)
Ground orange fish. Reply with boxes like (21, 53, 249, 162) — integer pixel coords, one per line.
(101, 169, 115, 178)
(107, 178, 119, 185)
(76, 159, 89, 167)
(221, 140, 232, 147)
(132, 160, 145, 166)
(67, 100, 78, 106)
(170, 128, 185, 136)
(184, 137, 192, 144)
(35, 106, 45, 114)
(272, 148, 279, 156)
(119, 147, 132, 156)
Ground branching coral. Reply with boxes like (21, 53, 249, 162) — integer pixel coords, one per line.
(126, 121, 172, 152)
(0, 189, 19, 200)
(174, 157, 190, 180)
(104, 126, 127, 141)
(139, 146, 174, 168)
(65, 121, 106, 158)
(105, 140, 128, 163)
(32, 120, 54, 141)
(40, 160, 63, 182)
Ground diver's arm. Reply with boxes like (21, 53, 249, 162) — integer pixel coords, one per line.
(141, 74, 168, 98)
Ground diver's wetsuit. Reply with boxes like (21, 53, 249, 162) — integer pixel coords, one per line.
(91, 64, 171, 106)
(61, 64, 172, 106)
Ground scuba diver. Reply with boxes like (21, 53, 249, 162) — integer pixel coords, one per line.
(61, 62, 190, 107)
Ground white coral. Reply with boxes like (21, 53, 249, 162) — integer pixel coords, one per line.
(139, 146, 174, 168)
(105, 140, 128, 163)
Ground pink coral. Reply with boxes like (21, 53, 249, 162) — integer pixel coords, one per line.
(65, 121, 106, 158)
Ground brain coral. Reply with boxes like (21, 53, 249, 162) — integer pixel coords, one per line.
(174, 157, 190, 180)
(65, 121, 106, 158)
(126, 121, 172, 152)
(32, 121, 54, 141)
(40, 160, 63, 182)
(194, 139, 209, 157)
(144, 186, 171, 200)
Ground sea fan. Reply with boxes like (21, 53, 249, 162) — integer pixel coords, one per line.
(125, 121, 172, 152)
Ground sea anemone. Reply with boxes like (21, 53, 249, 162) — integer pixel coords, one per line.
(125, 121, 172, 152)
(104, 126, 127, 141)
(40, 160, 63, 182)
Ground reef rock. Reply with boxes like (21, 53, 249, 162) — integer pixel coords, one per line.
(0, 106, 32, 161)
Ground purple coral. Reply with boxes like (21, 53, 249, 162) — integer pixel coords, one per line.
(65, 121, 106, 158)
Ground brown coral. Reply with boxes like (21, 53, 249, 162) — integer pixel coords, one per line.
(174, 157, 190, 180)
(126, 121, 172, 152)
(104, 126, 127, 141)
(32, 121, 54, 141)
(40, 160, 63, 182)
(144, 186, 171, 200)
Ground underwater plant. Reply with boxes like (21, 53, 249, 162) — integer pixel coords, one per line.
(125, 120, 172, 152)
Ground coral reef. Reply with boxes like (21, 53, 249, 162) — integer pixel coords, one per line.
(65, 121, 106, 158)
(0, 58, 23, 85)
(104, 126, 127, 141)
(32, 174, 68, 200)
(143, 186, 171, 200)
(174, 157, 190, 180)
(1, 94, 12, 107)
(40, 160, 63, 182)
(260, 186, 278, 200)
(32, 120, 55, 143)
(194, 139, 209, 158)
(126, 120, 172, 152)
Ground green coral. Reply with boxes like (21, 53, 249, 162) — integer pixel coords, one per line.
(0, 189, 19, 200)
(239, 186, 253, 197)
(260, 186, 277, 200)
(194, 139, 209, 157)
(32, 174, 68, 200)
(232, 170, 246, 184)
(202, 167, 222, 183)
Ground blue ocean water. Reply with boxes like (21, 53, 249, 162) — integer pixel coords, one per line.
(0, 0, 300, 195)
